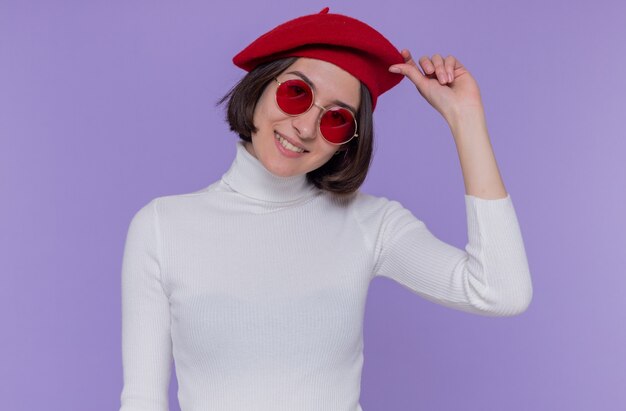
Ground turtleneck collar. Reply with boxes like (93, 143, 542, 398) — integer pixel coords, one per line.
(221, 140, 318, 203)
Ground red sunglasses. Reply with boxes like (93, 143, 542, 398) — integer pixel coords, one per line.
(273, 77, 359, 145)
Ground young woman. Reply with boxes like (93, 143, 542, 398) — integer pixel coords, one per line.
(119, 8, 533, 411)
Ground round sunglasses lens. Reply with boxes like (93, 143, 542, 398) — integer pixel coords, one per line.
(276, 79, 313, 115)
(320, 108, 356, 144)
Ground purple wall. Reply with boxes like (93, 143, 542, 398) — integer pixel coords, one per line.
(2, 1, 624, 410)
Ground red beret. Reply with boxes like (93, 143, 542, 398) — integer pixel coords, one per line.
(232, 7, 404, 110)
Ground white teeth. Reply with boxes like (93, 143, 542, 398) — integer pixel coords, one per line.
(275, 133, 305, 153)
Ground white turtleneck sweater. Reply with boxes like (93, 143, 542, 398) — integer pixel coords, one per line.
(119, 140, 533, 411)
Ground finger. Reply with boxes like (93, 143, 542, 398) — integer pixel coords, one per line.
(400, 49, 420, 70)
(388, 61, 427, 91)
(418, 55, 435, 75)
(444, 55, 456, 82)
(431, 54, 447, 84)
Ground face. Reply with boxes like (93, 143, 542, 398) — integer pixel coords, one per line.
(245, 57, 361, 177)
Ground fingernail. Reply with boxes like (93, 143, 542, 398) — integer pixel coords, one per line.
(448, 73, 453, 82)
(389, 67, 401, 73)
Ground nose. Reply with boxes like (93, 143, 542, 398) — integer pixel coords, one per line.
(291, 105, 322, 140)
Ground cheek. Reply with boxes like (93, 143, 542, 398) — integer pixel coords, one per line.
(319, 147, 338, 164)
(252, 101, 266, 128)
(253, 87, 282, 125)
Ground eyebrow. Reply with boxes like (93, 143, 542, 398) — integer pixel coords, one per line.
(285, 70, 358, 114)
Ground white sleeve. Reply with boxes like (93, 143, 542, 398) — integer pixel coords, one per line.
(119, 198, 173, 411)
(372, 193, 533, 316)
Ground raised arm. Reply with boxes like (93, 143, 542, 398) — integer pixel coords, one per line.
(374, 51, 532, 315)
(120, 199, 173, 411)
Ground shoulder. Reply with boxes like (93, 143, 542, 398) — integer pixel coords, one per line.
(340, 189, 424, 234)
(129, 179, 227, 223)
(347, 190, 414, 220)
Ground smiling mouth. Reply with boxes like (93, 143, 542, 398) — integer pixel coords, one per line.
(274, 132, 309, 153)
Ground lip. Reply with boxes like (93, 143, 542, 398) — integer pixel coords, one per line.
(274, 134, 306, 158)
(275, 131, 309, 152)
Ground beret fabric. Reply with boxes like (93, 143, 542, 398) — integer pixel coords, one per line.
(232, 7, 404, 110)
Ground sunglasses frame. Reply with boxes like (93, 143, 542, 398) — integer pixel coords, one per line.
(273, 77, 359, 146)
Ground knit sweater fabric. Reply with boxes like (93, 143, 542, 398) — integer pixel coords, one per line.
(119, 140, 533, 411)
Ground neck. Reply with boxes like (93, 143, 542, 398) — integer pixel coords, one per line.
(220, 140, 318, 203)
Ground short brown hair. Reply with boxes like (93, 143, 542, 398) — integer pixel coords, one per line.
(218, 57, 374, 196)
